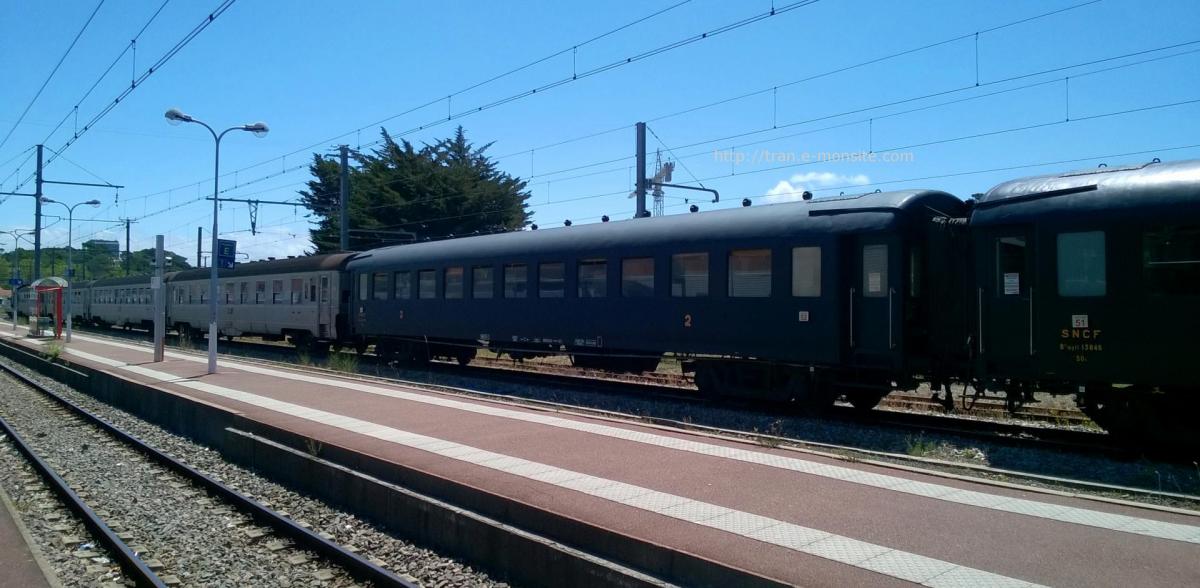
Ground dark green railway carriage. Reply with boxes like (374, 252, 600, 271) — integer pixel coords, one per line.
(347, 189, 966, 408)
(971, 158, 1200, 442)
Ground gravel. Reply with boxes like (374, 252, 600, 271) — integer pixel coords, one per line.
(0, 360, 505, 588)
(0, 442, 131, 587)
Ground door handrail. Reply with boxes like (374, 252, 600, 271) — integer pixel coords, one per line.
(977, 288, 984, 354)
(849, 287, 855, 349)
(1029, 287, 1034, 356)
(888, 287, 895, 349)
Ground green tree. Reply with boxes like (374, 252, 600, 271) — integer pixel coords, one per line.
(300, 126, 531, 252)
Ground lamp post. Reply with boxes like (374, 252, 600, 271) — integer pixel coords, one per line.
(40, 198, 101, 343)
(4, 229, 35, 332)
(165, 108, 269, 375)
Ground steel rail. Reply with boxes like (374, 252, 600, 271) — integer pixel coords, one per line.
(0, 359, 417, 588)
(0, 407, 165, 587)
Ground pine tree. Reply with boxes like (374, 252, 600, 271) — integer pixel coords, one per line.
(300, 127, 531, 252)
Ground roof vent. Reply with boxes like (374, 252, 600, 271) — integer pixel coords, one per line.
(601, 215, 610, 222)
(801, 191, 812, 201)
(742, 198, 752, 207)
(267, 257, 276, 261)
(564, 220, 572, 227)
(531, 224, 538, 231)
(689, 204, 699, 213)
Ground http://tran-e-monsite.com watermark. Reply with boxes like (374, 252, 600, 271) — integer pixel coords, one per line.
(713, 148, 915, 165)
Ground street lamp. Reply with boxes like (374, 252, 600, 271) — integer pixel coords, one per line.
(165, 108, 269, 374)
(40, 197, 101, 343)
(3, 229, 35, 332)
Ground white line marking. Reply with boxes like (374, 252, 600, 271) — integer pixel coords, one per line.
(59, 346, 1042, 587)
(55, 332, 1200, 544)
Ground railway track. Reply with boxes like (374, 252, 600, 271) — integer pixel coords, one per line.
(63, 325, 1130, 460)
(0, 358, 417, 588)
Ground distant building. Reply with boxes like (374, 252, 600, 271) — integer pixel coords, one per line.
(83, 239, 120, 256)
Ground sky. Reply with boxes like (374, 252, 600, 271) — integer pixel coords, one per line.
(1, 0, 1198, 265)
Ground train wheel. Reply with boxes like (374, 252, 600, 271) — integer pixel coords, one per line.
(846, 389, 887, 411)
(455, 348, 475, 366)
(693, 363, 721, 398)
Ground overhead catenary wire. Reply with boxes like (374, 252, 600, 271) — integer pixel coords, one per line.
(36, 0, 174, 148)
(121, 0, 818, 208)
(0, 0, 106, 155)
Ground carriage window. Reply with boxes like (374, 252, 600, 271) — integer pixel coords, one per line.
(225, 282, 236, 304)
(444, 267, 464, 299)
(791, 247, 821, 297)
(539, 262, 564, 298)
(729, 249, 771, 297)
(622, 258, 654, 297)
(578, 259, 607, 298)
(372, 272, 389, 301)
(671, 253, 708, 297)
(418, 270, 437, 299)
(1144, 226, 1200, 296)
(240, 282, 249, 304)
(996, 236, 1026, 296)
(862, 244, 888, 298)
(256, 281, 267, 304)
(394, 271, 412, 299)
(909, 246, 923, 298)
(198, 287, 207, 304)
(504, 264, 528, 298)
(320, 276, 330, 303)
(1057, 231, 1106, 297)
(309, 282, 317, 302)
(291, 279, 303, 304)
(272, 280, 284, 304)
(358, 274, 368, 301)
(472, 266, 494, 299)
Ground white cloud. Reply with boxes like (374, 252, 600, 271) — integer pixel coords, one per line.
(764, 171, 870, 203)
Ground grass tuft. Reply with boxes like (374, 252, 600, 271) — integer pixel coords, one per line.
(904, 434, 938, 457)
(326, 352, 359, 373)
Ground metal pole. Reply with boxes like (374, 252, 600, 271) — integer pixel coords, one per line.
(65, 207, 74, 343)
(197, 226, 202, 267)
(208, 133, 222, 374)
(33, 145, 43, 280)
(10, 235, 17, 332)
(634, 123, 646, 218)
(153, 235, 165, 362)
(339, 145, 349, 251)
(124, 219, 131, 276)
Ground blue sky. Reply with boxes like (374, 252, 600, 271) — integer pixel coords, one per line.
(2, 0, 1198, 263)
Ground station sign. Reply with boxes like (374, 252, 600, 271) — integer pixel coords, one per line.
(217, 239, 237, 269)
(8, 278, 23, 287)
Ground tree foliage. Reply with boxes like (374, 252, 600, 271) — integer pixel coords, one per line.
(300, 126, 531, 252)
(0, 245, 192, 282)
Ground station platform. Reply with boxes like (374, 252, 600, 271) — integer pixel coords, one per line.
(2, 329, 1199, 587)
(0, 476, 55, 588)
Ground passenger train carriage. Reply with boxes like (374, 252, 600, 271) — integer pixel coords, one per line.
(166, 253, 353, 348)
(346, 189, 967, 409)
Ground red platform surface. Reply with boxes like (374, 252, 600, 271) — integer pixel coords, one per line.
(3, 329, 1199, 587)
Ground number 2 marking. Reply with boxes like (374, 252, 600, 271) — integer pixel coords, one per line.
(683, 313, 692, 328)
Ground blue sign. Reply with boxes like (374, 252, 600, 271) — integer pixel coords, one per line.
(8, 278, 22, 287)
(217, 239, 237, 270)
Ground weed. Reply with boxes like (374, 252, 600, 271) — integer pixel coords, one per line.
(904, 434, 938, 457)
(754, 419, 785, 449)
(175, 334, 194, 352)
(304, 437, 324, 457)
(44, 342, 63, 361)
(296, 350, 312, 366)
(327, 353, 359, 373)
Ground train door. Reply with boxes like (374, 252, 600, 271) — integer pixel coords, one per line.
(318, 274, 333, 339)
(848, 235, 895, 365)
(981, 226, 1035, 374)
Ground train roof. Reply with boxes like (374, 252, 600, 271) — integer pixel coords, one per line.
(168, 252, 357, 282)
(972, 158, 1200, 224)
(348, 188, 964, 269)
